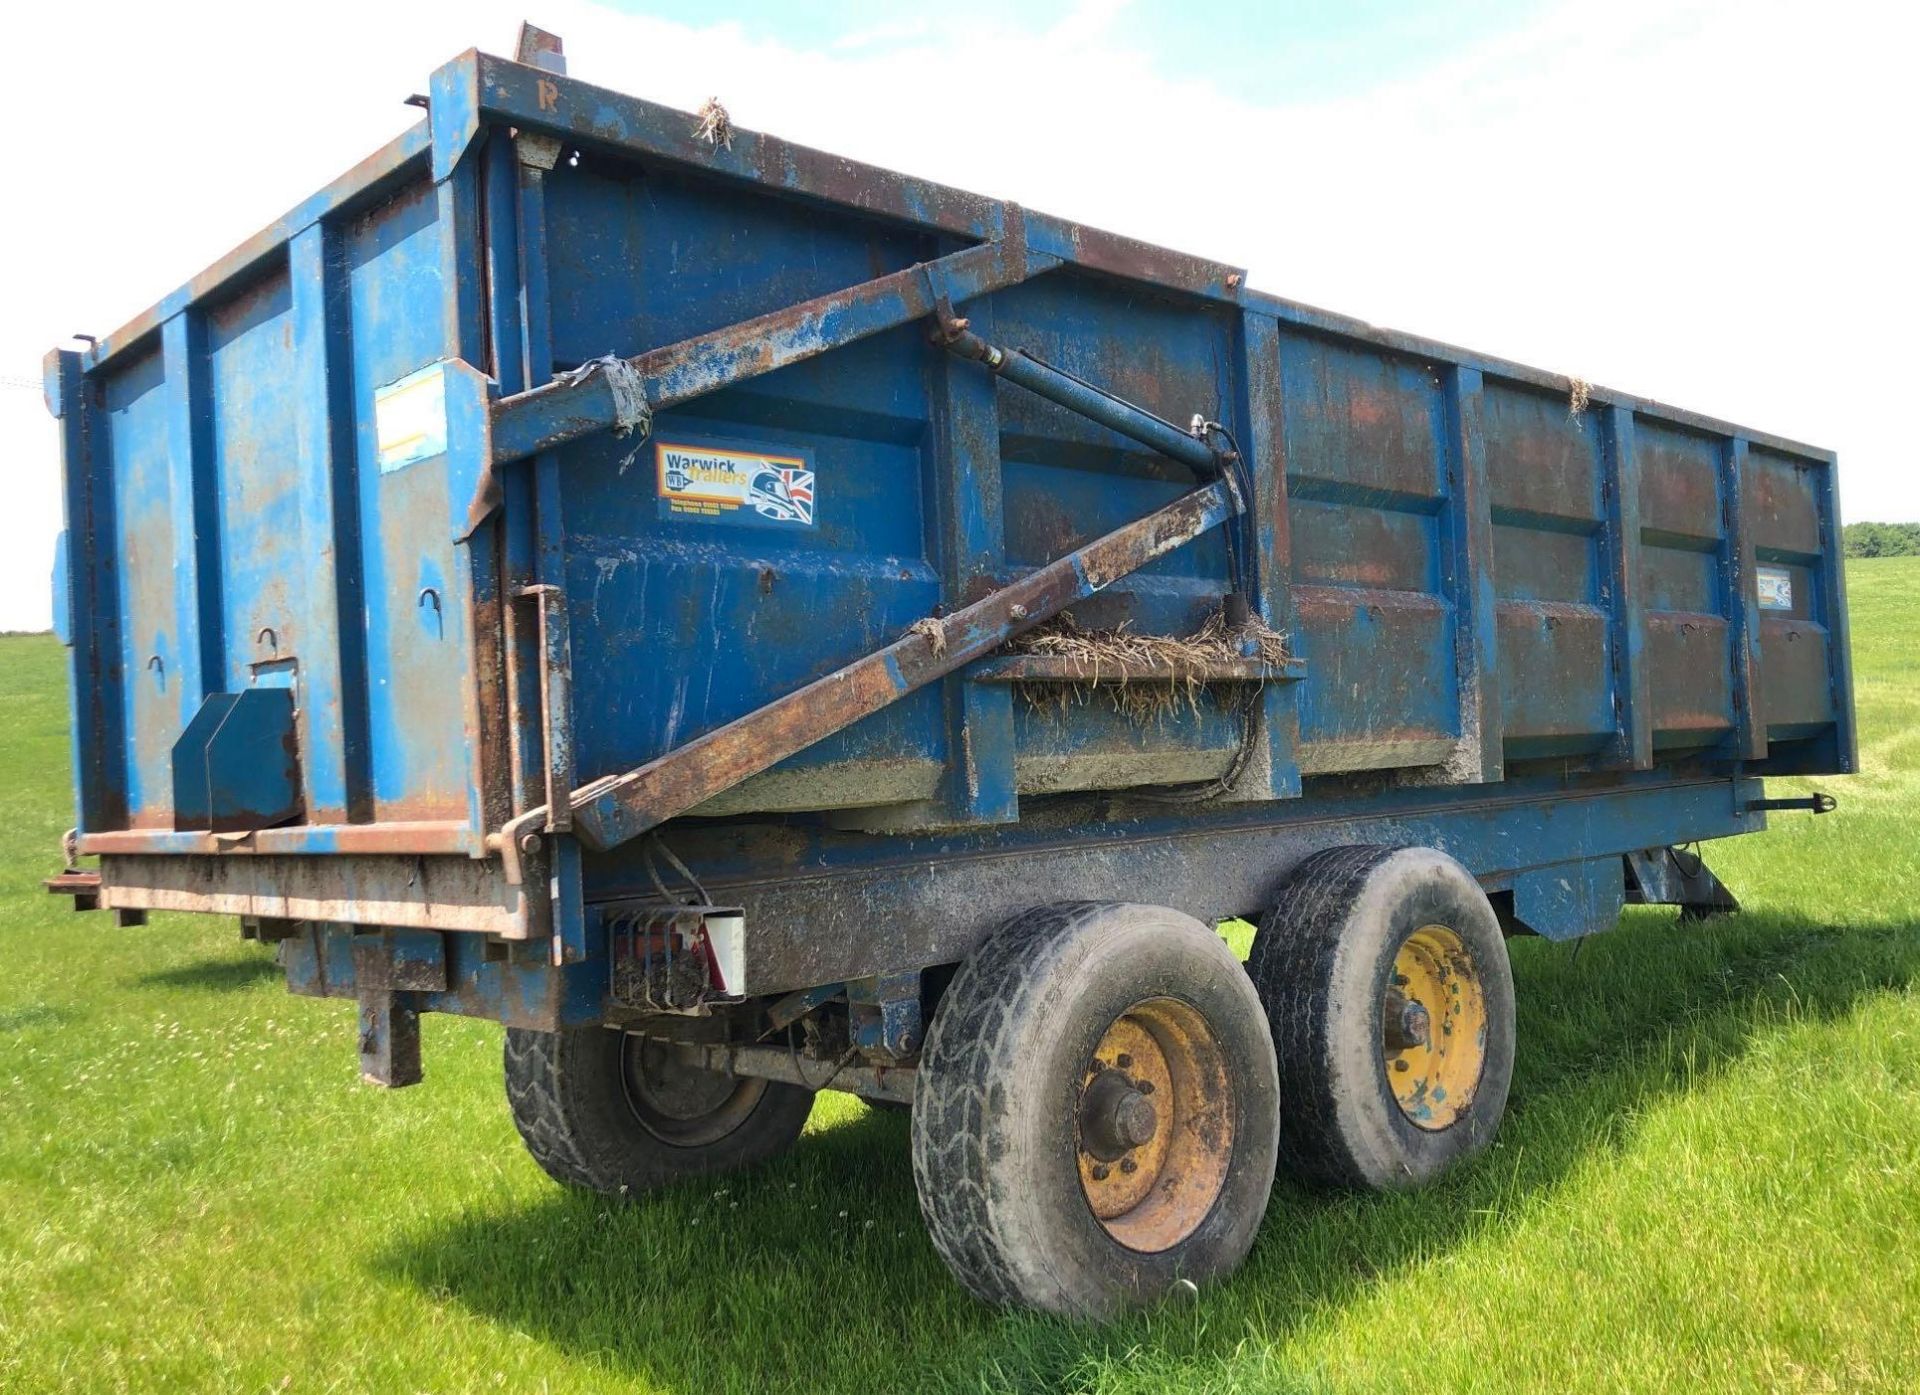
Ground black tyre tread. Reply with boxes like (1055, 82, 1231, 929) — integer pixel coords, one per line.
(911, 901, 1272, 1312)
(1248, 845, 1515, 1192)
(504, 1026, 814, 1195)
(913, 903, 1100, 1307)
(503, 1026, 605, 1191)
(1249, 847, 1398, 1188)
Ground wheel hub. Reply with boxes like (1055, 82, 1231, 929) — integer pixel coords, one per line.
(1382, 992, 1431, 1051)
(620, 1036, 768, 1147)
(1078, 1069, 1160, 1161)
(1382, 925, 1488, 1131)
(1075, 999, 1234, 1254)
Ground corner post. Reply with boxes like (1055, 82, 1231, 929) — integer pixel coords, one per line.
(46, 348, 127, 830)
(1813, 454, 1857, 772)
(430, 48, 511, 837)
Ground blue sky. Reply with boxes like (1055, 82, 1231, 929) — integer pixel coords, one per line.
(606, 0, 1555, 99)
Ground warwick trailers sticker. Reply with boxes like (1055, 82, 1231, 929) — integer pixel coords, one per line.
(656, 438, 816, 528)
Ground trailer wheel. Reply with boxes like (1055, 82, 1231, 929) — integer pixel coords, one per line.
(1248, 845, 1514, 1191)
(504, 1027, 814, 1194)
(911, 902, 1279, 1318)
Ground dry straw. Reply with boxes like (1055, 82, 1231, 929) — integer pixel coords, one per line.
(1005, 609, 1289, 724)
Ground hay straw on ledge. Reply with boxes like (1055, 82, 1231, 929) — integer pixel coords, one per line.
(1004, 608, 1289, 724)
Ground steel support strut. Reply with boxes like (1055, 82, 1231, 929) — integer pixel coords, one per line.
(503, 303, 1242, 855)
(488, 238, 1055, 468)
(567, 477, 1237, 849)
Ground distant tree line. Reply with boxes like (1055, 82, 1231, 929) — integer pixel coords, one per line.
(1844, 522, 1920, 558)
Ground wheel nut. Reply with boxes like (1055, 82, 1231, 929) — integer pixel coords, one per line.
(1136, 1080, 1154, 1095)
(1119, 1158, 1137, 1174)
(1115, 1053, 1132, 1069)
(1091, 1164, 1110, 1181)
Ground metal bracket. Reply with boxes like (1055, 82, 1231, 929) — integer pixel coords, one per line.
(514, 131, 563, 171)
(515, 584, 575, 832)
(1506, 857, 1626, 941)
(1624, 847, 1741, 922)
(45, 868, 102, 910)
(847, 971, 923, 1059)
(170, 687, 304, 833)
(351, 929, 448, 1088)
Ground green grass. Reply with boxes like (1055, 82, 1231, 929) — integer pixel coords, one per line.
(3, 559, 1918, 1394)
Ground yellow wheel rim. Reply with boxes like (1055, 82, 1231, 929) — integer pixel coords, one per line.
(1075, 998, 1234, 1253)
(1383, 925, 1487, 1130)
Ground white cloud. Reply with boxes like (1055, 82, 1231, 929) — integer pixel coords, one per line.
(2, 0, 1911, 632)
(828, 17, 935, 51)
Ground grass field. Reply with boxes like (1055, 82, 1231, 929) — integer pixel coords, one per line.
(2, 560, 1917, 1394)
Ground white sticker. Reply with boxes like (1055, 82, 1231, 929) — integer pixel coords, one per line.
(655, 436, 816, 528)
(1757, 565, 1794, 611)
(374, 364, 449, 474)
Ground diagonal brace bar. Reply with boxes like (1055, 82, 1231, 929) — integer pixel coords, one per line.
(567, 479, 1237, 850)
(490, 238, 1055, 467)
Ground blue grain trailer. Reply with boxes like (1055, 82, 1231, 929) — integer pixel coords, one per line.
(46, 27, 1853, 1317)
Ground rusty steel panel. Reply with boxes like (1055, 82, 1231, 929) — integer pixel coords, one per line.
(1278, 330, 1447, 503)
(1292, 502, 1436, 592)
(1492, 525, 1598, 605)
(1745, 447, 1826, 558)
(1636, 420, 1723, 543)
(490, 237, 1050, 469)
(100, 348, 181, 830)
(1482, 379, 1605, 526)
(1759, 617, 1836, 737)
(1641, 545, 1719, 615)
(1496, 602, 1613, 756)
(1294, 586, 1457, 773)
(1645, 613, 1735, 751)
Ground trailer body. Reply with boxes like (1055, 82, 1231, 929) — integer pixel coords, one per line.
(48, 41, 1853, 1073)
